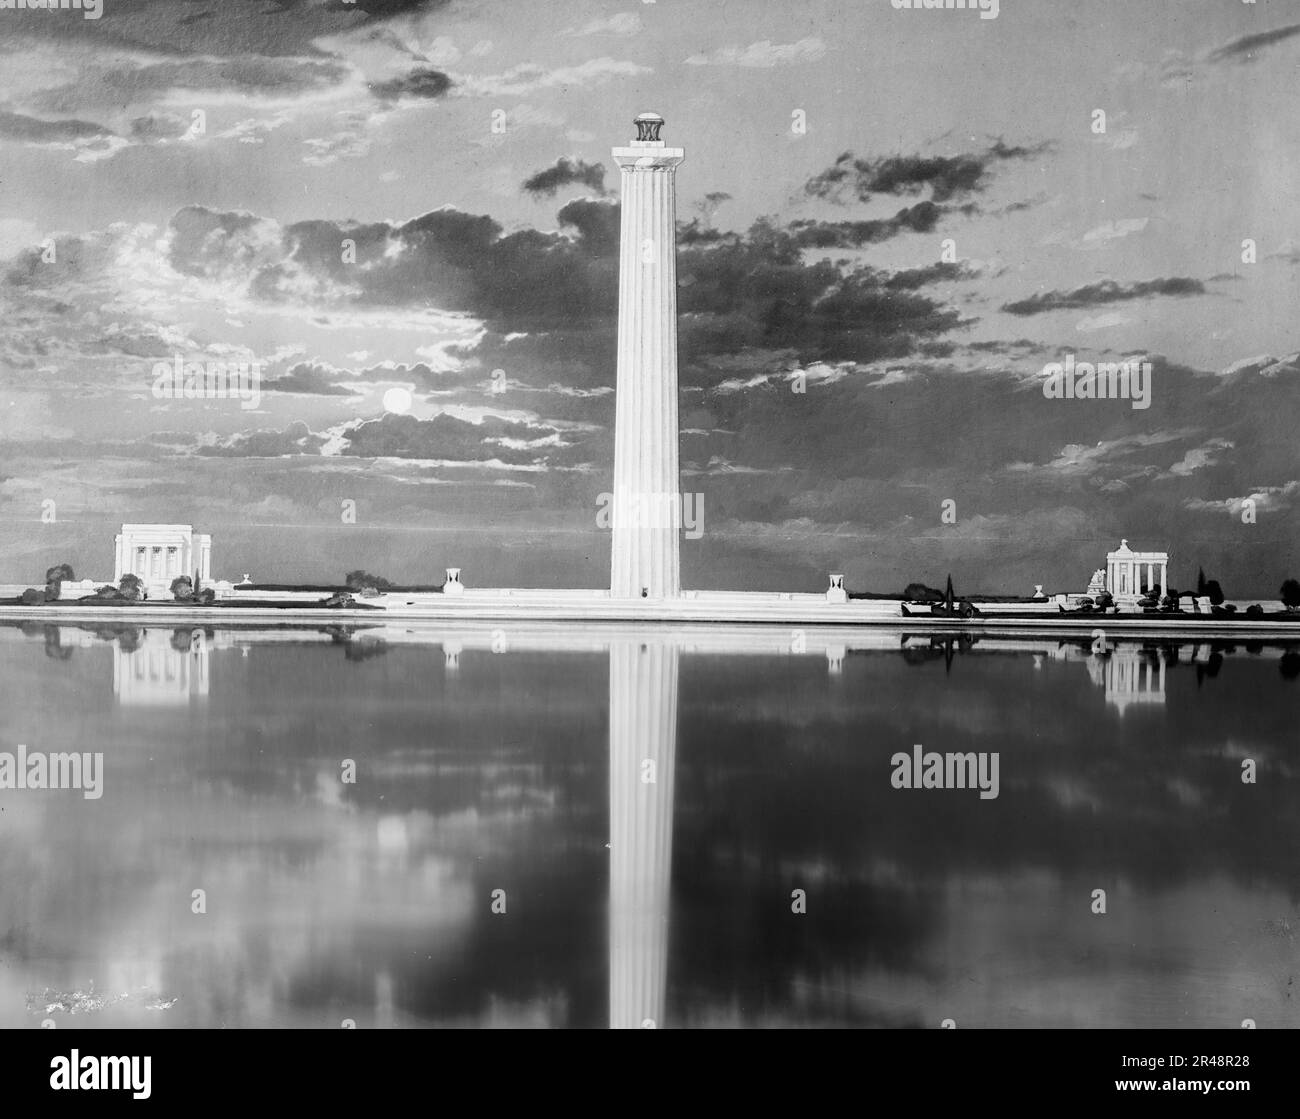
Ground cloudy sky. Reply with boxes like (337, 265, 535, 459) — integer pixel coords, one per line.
(1, 0, 1297, 595)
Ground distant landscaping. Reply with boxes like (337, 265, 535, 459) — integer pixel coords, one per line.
(2, 562, 1298, 619)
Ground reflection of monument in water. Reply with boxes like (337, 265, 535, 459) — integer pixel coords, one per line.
(1083, 647, 1167, 715)
(608, 638, 678, 1028)
(112, 629, 210, 706)
(1102, 649, 1166, 715)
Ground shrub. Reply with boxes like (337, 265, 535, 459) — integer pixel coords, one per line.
(345, 570, 393, 591)
(903, 582, 945, 603)
(1246, 603, 1264, 617)
(1281, 578, 1300, 610)
(170, 575, 194, 601)
(20, 587, 44, 605)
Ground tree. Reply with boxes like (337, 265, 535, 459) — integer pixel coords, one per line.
(44, 562, 75, 601)
(345, 570, 393, 591)
(20, 587, 44, 605)
(119, 573, 144, 602)
(170, 575, 194, 601)
(1281, 578, 1300, 611)
(902, 582, 945, 603)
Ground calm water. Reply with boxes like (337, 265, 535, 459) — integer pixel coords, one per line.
(1, 620, 1297, 1029)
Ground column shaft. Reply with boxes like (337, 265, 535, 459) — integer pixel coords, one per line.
(611, 146, 683, 599)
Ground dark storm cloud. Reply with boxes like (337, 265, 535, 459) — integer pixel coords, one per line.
(521, 158, 608, 198)
(167, 207, 277, 282)
(805, 141, 1050, 204)
(785, 202, 943, 248)
(281, 206, 619, 324)
(261, 360, 480, 396)
(1001, 277, 1208, 316)
(1, 0, 450, 56)
(338, 412, 568, 465)
(4, 229, 119, 287)
(368, 68, 454, 102)
(555, 198, 619, 253)
(262, 364, 355, 396)
(198, 421, 327, 458)
(884, 262, 978, 290)
(129, 113, 192, 142)
(673, 221, 963, 369)
(161, 194, 968, 383)
(0, 110, 112, 143)
(1206, 23, 1300, 64)
(685, 349, 1300, 574)
(39, 56, 349, 117)
(326, 0, 447, 15)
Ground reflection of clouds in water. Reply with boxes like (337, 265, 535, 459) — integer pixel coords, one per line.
(784, 877, 1295, 1030)
(7, 793, 478, 1028)
(2, 621, 1299, 1027)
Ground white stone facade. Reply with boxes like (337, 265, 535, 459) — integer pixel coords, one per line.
(113, 524, 211, 597)
(1105, 539, 1169, 598)
(610, 114, 684, 600)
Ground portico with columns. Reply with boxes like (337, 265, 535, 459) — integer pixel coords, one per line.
(114, 524, 211, 597)
(1105, 539, 1169, 599)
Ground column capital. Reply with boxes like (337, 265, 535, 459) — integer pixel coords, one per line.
(613, 147, 685, 171)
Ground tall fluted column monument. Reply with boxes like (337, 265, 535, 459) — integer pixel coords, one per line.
(610, 113, 684, 600)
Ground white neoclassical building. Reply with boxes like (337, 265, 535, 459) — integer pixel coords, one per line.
(1105, 539, 1169, 598)
(113, 524, 211, 597)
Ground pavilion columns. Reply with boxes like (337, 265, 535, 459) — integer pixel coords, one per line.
(1104, 543, 1170, 598)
